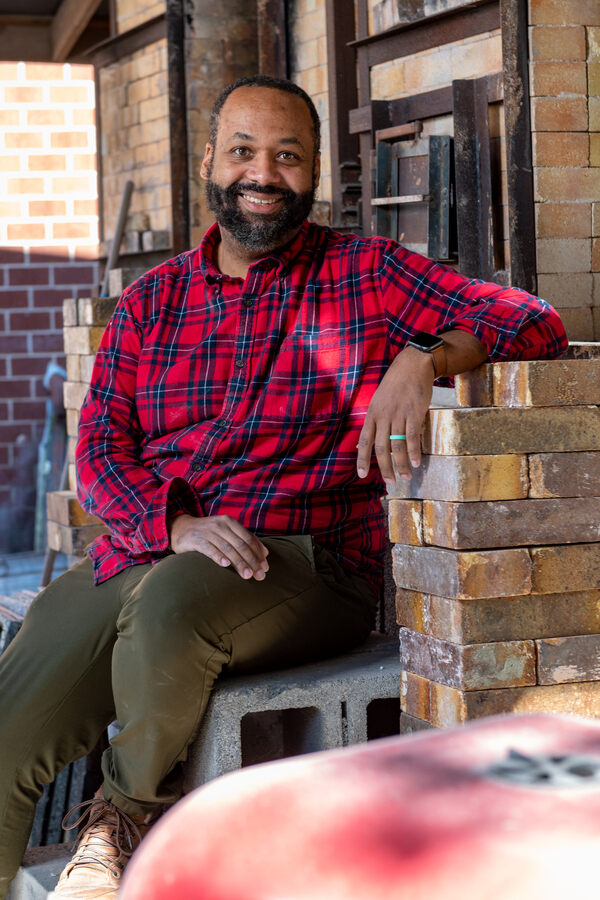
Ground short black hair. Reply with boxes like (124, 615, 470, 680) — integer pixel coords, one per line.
(209, 75, 321, 156)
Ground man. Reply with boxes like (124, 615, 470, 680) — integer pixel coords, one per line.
(0, 75, 566, 899)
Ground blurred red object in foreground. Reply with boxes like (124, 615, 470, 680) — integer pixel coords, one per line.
(121, 714, 600, 900)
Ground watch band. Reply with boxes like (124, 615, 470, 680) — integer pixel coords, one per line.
(431, 342, 447, 378)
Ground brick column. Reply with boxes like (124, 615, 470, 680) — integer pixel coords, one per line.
(392, 350, 600, 731)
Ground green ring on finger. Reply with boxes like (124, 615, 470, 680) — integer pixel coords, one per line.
(390, 434, 406, 440)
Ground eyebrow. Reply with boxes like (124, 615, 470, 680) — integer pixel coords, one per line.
(230, 131, 304, 148)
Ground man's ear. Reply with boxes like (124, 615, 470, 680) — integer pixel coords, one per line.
(200, 143, 212, 182)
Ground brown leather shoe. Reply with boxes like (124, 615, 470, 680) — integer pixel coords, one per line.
(52, 789, 158, 899)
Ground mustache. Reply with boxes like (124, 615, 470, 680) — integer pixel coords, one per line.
(226, 181, 297, 201)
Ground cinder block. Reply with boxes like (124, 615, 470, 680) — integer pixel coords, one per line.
(141, 229, 171, 252)
(421, 498, 600, 549)
(537, 635, 600, 684)
(423, 407, 600, 455)
(77, 296, 118, 327)
(401, 670, 600, 727)
(531, 544, 600, 594)
(392, 544, 532, 599)
(388, 499, 423, 545)
(399, 711, 434, 734)
(492, 359, 600, 407)
(46, 490, 102, 527)
(388, 454, 528, 502)
(400, 628, 536, 690)
(108, 267, 147, 295)
(8, 843, 73, 900)
(529, 451, 600, 497)
(47, 520, 108, 555)
(65, 354, 80, 383)
(183, 634, 400, 789)
(396, 588, 600, 644)
(66, 408, 79, 439)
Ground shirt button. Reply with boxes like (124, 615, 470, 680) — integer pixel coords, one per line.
(191, 460, 204, 471)
(235, 358, 245, 368)
(242, 297, 253, 307)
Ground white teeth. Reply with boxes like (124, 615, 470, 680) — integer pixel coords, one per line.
(241, 194, 279, 206)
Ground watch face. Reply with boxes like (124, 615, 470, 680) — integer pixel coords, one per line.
(408, 332, 445, 351)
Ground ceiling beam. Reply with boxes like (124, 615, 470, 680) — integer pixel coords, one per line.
(51, 0, 101, 61)
(0, 16, 51, 60)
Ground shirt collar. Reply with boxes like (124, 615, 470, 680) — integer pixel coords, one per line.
(198, 220, 312, 283)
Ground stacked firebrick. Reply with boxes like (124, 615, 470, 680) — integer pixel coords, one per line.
(46, 296, 116, 557)
(392, 350, 600, 732)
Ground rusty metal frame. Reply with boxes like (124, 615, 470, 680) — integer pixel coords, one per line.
(166, 0, 190, 256)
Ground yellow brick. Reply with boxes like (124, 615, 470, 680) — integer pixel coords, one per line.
(529, 0, 600, 26)
(531, 96, 588, 131)
(536, 238, 591, 273)
(530, 25, 587, 60)
(388, 499, 423, 545)
(536, 202, 591, 238)
(591, 134, 600, 168)
(532, 131, 589, 167)
(535, 167, 600, 202)
(555, 307, 594, 341)
(537, 273, 594, 309)
(530, 60, 587, 95)
(589, 61, 600, 96)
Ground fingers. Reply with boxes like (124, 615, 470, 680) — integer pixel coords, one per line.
(170, 515, 270, 581)
(356, 417, 375, 480)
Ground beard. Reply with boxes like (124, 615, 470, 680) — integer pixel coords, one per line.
(205, 177, 316, 254)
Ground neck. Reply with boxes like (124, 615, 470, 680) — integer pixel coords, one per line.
(215, 226, 301, 279)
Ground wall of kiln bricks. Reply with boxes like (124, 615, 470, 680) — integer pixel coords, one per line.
(391, 348, 600, 731)
(529, 0, 600, 341)
(0, 61, 98, 553)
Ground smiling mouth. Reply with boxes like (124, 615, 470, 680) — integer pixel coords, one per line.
(240, 193, 282, 209)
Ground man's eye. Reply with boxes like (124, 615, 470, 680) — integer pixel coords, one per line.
(278, 151, 298, 161)
(231, 147, 250, 157)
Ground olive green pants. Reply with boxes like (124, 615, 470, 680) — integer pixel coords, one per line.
(0, 536, 375, 899)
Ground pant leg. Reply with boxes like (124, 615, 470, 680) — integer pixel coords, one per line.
(0, 557, 147, 900)
(103, 535, 376, 817)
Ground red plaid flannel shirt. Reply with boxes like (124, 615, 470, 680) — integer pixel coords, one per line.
(76, 221, 567, 592)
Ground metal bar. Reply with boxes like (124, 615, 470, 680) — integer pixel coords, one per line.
(356, 0, 374, 235)
(501, 0, 536, 293)
(166, 0, 190, 256)
(325, 0, 360, 227)
(453, 77, 494, 280)
(353, 0, 500, 69)
(101, 179, 133, 296)
(371, 195, 429, 206)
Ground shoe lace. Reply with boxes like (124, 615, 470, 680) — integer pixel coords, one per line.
(61, 796, 143, 877)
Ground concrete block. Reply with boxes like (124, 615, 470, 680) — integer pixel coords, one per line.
(492, 359, 600, 407)
(531, 544, 600, 594)
(141, 230, 171, 251)
(183, 634, 400, 790)
(77, 296, 118, 327)
(423, 406, 600, 455)
(401, 670, 600, 727)
(392, 544, 532, 599)
(62, 381, 88, 413)
(528, 451, 600, 498)
(8, 843, 72, 900)
(388, 454, 528, 502)
(62, 326, 105, 356)
(537, 635, 600, 684)
(396, 588, 600, 644)
(561, 342, 600, 359)
(422, 498, 600, 549)
(400, 627, 536, 690)
(108, 267, 147, 296)
(61, 298, 78, 327)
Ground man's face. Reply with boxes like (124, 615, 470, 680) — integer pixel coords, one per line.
(200, 86, 320, 255)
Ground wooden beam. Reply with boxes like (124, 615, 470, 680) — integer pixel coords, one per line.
(501, 0, 536, 293)
(325, 0, 359, 228)
(51, 0, 102, 61)
(258, 0, 288, 78)
(81, 15, 166, 67)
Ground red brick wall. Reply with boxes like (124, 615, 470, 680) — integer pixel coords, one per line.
(0, 61, 99, 553)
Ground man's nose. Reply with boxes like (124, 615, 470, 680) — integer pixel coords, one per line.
(246, 153, 281, 185)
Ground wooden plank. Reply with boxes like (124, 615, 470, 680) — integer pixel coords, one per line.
(453, 76, 494, 280)
(352, 0, 500, 68)
(258, 0, 288, 78)
(51, 0, 102, 61)
(371, 194, 428, 206)
(376, 122, 422, 143)
(326, 0, 360, 227)
(356, 0, 373, 235)
(166, 0, 190, 256)
(81, 13, 166, 66)
(500, 0, 536, 293)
